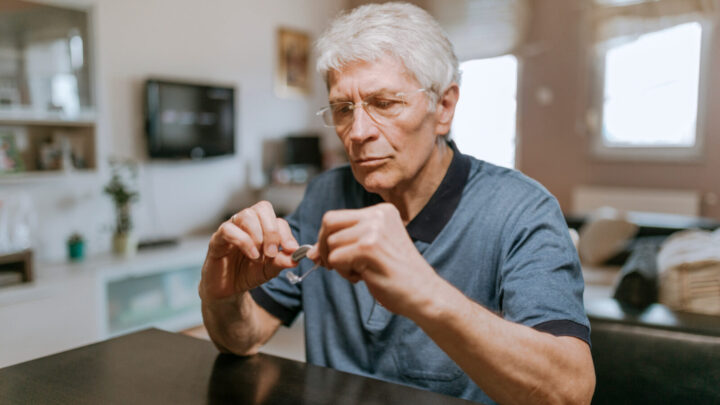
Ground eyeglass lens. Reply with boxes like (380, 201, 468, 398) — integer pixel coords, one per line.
(323, 94, 409, 128)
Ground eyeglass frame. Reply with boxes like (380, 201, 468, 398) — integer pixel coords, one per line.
(316, 88, 428, 129)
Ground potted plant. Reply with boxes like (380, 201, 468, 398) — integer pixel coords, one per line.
(67, 232, 85, 261)
(104, 159, 139, 256)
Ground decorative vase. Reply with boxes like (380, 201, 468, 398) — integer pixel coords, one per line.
(112, 233, 137, 257)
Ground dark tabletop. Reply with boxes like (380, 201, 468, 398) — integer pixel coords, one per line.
(0, 328, 478, 404)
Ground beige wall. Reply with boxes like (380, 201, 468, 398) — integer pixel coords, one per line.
(517, 1, 720, 220)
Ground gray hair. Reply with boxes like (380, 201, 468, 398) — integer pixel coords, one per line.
(315, 2, 460, 108)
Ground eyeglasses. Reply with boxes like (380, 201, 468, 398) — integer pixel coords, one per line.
(316, 88, 427, 129)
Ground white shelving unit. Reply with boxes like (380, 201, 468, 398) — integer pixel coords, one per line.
(0, 235, 211, 368)
(0, 2, 97, 180)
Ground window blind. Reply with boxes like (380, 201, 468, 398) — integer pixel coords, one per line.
(592, 0, 718, 46)
(426, 0, 530, 60)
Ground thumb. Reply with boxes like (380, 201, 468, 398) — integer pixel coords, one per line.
(265, 249, 300, 278)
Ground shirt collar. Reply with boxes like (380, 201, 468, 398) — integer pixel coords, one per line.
(362, 140, 471, 243)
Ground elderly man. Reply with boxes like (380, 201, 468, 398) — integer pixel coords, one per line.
(199, 3, 595, 404)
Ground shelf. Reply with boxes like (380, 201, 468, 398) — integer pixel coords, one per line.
(0, 168, 97, 184)
(0, 110, 96, 127)
(1, 121, 97, 173)
(0, 118, 95, 127)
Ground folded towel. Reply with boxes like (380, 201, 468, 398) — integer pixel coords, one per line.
(658, 229, 720, 315)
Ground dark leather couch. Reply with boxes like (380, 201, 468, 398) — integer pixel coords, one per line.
(586, 298, 720, 404)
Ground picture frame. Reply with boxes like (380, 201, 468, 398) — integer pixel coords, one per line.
(275, 28, 311, 97)
(0, 132, 25, 174)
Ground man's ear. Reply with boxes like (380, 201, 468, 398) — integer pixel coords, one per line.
(434, 83, 460, 136)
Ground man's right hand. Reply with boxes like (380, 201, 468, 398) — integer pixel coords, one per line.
(200, 201, 300, 301)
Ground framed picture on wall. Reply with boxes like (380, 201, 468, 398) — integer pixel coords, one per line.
(275, 28, 311, 97)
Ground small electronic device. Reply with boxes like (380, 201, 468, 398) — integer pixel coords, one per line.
(287, 244, 320, 284)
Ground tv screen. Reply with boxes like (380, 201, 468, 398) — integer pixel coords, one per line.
(285, 135, 322, 170)
(145, 79, 235, 159)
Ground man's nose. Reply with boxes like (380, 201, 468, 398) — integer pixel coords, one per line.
(346, 105, 378, 143)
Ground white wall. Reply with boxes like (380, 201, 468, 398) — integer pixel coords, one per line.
(5, 0, 343, 261)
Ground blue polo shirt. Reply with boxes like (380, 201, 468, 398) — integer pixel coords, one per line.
(251, 142, 589, 404)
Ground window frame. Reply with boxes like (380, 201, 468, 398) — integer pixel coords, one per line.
(451, 54, 521, 169)
(589, 18, 714, 162)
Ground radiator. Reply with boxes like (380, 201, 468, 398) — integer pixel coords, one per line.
(572, 186, 700, 216)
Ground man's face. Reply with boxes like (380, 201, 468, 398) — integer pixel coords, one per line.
(327, 57, 442, 194)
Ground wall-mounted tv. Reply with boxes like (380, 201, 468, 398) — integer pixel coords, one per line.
(144, 79, 235, 159)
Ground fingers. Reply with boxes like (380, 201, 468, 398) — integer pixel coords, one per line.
(253, 201, 281, 258)
(313, 205, 383, 261)
(318, 209, 363, 235)
(314, 204, 395, 252)
(307, 242, 362, 283)
(312, 209, 360, 269)
(325, 244, 367, 279)
(230, 209, 263, 257)
(308, 219, 371, 284)
(277, 218, 299, 253)
(204, 202, 305, 296)
(309, 204, 405, 284)
(209, 221, 260, 260)
(209, 200, 302, 266)
(229, 201, 290, 260)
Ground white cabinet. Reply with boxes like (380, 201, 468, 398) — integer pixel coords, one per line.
(104, 263, 202, 337)
(0, 236, 209, 368)
(0, 271, 99, 367)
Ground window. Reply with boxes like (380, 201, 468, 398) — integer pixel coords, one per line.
(451, 55, 518, 168)
(593, 21, 710, 160)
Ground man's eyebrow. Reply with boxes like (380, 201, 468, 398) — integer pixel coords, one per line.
(328, 97, 351, 104)
(328, 88, 403, 104)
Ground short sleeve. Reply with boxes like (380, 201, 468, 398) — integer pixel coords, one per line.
(499, 192, 590, 345)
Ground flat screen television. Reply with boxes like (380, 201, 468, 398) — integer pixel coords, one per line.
(144, 79, 235, 159)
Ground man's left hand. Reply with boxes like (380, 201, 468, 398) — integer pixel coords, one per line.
(308, 203, 441, 317)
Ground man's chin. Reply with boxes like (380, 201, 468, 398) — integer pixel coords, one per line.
(357, 175, 396, 195)
(350, 166, 387, 193)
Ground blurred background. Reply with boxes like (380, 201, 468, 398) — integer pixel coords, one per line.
(0, 0, 718, 380)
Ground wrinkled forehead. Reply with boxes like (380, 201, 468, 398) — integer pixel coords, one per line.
(327, 55, 420, 99)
